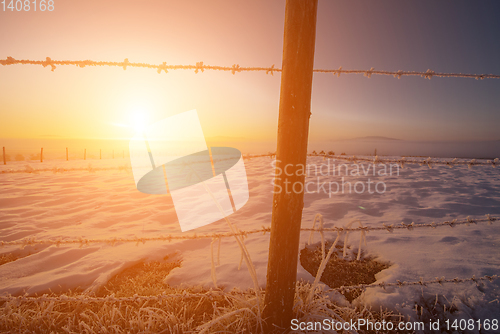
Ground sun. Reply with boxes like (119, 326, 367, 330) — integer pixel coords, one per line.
(129, 110, 148, 134)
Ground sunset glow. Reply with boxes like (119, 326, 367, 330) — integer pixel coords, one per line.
(1, 1, 500, 332)
(129, 110, 149, 134)
(1, 1, 499, 155)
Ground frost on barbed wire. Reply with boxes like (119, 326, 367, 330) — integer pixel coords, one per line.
(334, 275, 500, 294)
(0, 290, 227, 304)
(292, 154, 500, 169)
(0, 278, 496, 333)
(0, 57, 280, 76)
(1, 274, 496, 305)
(0, 213, 498, 317)
(2, 56, 500, 80)
(316, 154, 499, 169)
(1, 155, 498, 174)
(0, 215, 497, 248)
(0, 164, 133, 174)
(183, 162, 262, 331)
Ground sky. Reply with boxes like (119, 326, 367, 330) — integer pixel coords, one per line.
(0, 0, 499, 153)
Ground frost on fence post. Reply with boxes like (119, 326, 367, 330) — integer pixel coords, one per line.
(129, 109, 249, 232)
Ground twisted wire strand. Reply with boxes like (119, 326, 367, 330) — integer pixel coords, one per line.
(0, 166, 131, 174)
(0, 274, 496, 303)
(315, 154, 500, 168)
(315, 67, 500, 80)
(0, 215, 496, 248)
(332, 274, 499, 293)
(1, 154, 498, 174)
(0, 157, 240, 174)
(2, 57, 499, 80)
(2, 57, 499, 307)
(0, 57, 280, 75)
(0, 290, 227, 304)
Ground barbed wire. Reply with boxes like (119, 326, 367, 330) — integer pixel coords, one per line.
(315, 154, 500, 169)
(0, 57, 280, 75)
(0, 157, 233, 174)
(332, 274, 499, 294)
(0, 213, 497, 305)
(0, 215, 496, 249)
(0, 274, 496, 304)
(315, 67, 500, 80)
(303, 215, 498, 233)
(265, 153, 499, 168)
(0, 165, 131, 174)
(303, 214, 499, 302)
(0, 290, 227, 304)
(2, 57, 500, 80)
(2, 56, 499, 312)
(1, 154, 498, 174)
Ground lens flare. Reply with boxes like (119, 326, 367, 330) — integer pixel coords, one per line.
(130, 110, 148, 133)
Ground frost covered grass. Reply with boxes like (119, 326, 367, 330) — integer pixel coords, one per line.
(300, 240, 390, 302)
(0, 282, 406, 333)
(1, 156, 499, 332)
(0, 251, 491, 333)
(0, 256, 231, 333)
(95, 255, 182, 298)
(292, 281, 410, 334)
(0, 251, 35, 266)
(0, 254, 409, 334)
(0, 254, 18, 266)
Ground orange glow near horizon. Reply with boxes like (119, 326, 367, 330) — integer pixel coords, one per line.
(0, 1, 285, 147)
(1, 0, 500, 152)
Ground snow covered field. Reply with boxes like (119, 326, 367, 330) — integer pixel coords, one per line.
(0, 155, 499, 320)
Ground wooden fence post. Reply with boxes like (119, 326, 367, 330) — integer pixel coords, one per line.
(66, 147, 68, 161)
(41, 148, 43, 163)
(263, 0, 318, 330)
(3, 147, 6, 165)
(84, 149, 86, 160)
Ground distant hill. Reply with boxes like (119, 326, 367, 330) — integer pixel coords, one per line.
(351, 136, 401, 141)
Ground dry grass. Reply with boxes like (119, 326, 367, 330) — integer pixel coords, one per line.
(0, 251, 407, 333)
(292, 281, 410, 334)
(0, 254, 261, 333)
(300, 241, 390, 302)
(0, 250, 37, 266)
(0, 254, 18, 266)
(96, 255, 182, 297)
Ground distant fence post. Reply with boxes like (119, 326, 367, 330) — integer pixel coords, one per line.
(41, 148, 43, 163)
(66, 147, 68, 161)
(263, 0, 318, 330)
(84, 149, 86, 160)
(2, 147, 6, 165)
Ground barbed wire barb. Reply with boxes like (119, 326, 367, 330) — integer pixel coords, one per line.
(1, 154, 499, 174)
(0, 215, 497, 248)
(2, 57, 500, 80)
(0, 274, 496, 304)
(334, 274, 499, 293)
